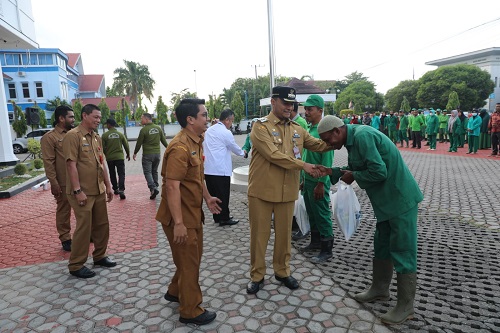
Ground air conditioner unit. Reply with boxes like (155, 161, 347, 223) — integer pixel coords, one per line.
(17, 71, 26, 77)
(27, 99, 33, 102)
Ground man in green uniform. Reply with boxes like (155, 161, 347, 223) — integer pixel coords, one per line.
(398, 111, 409, 148)
(155, 98, 220, 325)
(63, 104, 116, 279)
(425, 110, 439, 151)
(41, 105, 75, 251)
(133, 113, 168, 199)
(291, 102, 308, 129)
(410, 109, 424, 149)
(316, 115, 423, 325)
(300, 95, 334, 263)
(387, 112, 398, 144)
(246, 86, 331, 294)
(438, 109, 448, 143)
(102, 118, 130, 200)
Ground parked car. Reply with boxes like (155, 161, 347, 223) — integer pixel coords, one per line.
(12, 128, 52, 154)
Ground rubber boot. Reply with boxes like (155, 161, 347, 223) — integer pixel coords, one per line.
(311, 237, 333, 263)
(380, 272, 417, 325)
(354, 258, 393, 303)
(300, 229, 321, 252)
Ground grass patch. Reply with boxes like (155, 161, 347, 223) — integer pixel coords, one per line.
(0, 168, 45, 191)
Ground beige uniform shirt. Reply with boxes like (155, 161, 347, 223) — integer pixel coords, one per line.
(63, 124, 106, 195)
(155, 129, 205, 228)
(40, 126, 67, 187)
(248, 112, 330, 203)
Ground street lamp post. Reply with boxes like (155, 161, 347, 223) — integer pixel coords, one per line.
(194, 69, 197, 96)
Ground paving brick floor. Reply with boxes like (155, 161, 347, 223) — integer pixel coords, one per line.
(0, 135, 499, 332)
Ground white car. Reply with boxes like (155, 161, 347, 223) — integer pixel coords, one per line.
(12, 128, 52, 154)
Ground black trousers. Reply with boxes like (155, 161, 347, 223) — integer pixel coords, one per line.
(107, 159, 125, 191)
(205, 175, 230, 222)
(492, 132, 500, 154)
(412, 131, 421, 148)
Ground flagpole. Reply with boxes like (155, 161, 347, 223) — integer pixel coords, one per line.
(267, 0, 276, 94)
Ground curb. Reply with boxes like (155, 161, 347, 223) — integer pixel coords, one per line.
(0, 173, 47, 199)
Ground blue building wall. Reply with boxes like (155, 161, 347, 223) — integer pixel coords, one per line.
(1, 48, 79, 120)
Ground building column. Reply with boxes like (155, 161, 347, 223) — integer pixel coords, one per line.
(0, 71, 19, 166)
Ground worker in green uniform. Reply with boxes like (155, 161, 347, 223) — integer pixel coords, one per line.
(398, 111, 409, 148)
(447, 110, 462, 153)
(457, 110, 468, 148)
(133, 113, 169, 199)
(291, 102, 308, 129)
(410, 109, 424, 149)
(102, 118, 130, 199)
(315, 115, 423, 325)
(425, 110, 439, 151)
(300, 95, 334, 263)
(467, 111, 482, 154)
(438, 109, 448, 143)
(387, 112, 398, 144)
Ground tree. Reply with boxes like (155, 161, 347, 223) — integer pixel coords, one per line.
(114, 98, 131, 139)
(170, 89, 197, 113)
(385, 80, 420, 111)
(446, 91, 460, 110)
(334, 80, 377, 114)
(113, 60, 155, 115)
(416, 64, 494, 111)
(155, 96, 169, 133)
(400, 96, 411, 113)
(46, 97, 71, 111)
(37, 108, 48, 128)
(105, 85, 120, 97)
(98, 98, 111, 132)
(12, 102, 27, 138)
(135, 104, 145, 122)
(72, 99, 83, 124)
(230, 92, 244, 124)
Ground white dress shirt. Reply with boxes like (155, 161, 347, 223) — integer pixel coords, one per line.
(203, 122, 244, 176)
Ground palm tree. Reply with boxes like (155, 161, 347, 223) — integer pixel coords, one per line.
(113, 60, 155, 115)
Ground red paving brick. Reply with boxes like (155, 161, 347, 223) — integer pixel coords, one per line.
(0, 175, 158, 269)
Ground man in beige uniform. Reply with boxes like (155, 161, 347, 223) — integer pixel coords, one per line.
(156, 98, 221, 325)
(246, 86, 331, 294)
(63, 104, 116, 279)
(41, 105, 75, 251)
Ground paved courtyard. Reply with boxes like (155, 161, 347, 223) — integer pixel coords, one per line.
(0, 133, 499, 332)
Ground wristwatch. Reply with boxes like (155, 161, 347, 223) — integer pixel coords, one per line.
(73, 188, 82, 194)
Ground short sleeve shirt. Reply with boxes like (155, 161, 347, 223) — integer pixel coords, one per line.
(63, 124, 106, 195)
(155, 129, 205, 228)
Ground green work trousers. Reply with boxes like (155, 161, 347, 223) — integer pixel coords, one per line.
(302, 180, 333, 238)
(449, 133, 459, 152)
(427, 134, 437, 149)
(438, 128, 447, 142)
(374, 205, 418, 274)
(468, 135, 479, 153)
(399, 130, 409, 146)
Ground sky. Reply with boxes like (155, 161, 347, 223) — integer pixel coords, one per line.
(31, 0, 500, 112)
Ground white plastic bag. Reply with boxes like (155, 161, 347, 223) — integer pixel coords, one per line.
(294, 192, 310, 235)
(334, 180, 362, 241)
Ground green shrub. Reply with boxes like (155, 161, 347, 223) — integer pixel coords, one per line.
(14, 163, 27, 175)
(34, 159, 43, 169)
(27, 139, 42, 158)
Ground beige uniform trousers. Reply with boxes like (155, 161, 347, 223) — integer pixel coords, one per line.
(162, 224, 204, 319)
(56, 187, 72, 242)
(249, 196, 294, 282)
(67, 193, 109, 271)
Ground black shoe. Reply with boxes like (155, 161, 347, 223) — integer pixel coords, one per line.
(275, 275, 299, 290)
(70, 266, 96, 279)
(219, 218, 239, 226)
(150, 189, 159, 200)
(93, 257, 117, 268)
(246, 278, 264, 294)
(179, 310, 216, 325)
(119, 191, 126, 200)
(164, 292, 179, 303)
(292, 230, 310, 240)
(61, 240, 72, 252)
(113, 189, 119, 195)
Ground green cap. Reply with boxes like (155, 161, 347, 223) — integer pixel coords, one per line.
(302, 94, 324, 109)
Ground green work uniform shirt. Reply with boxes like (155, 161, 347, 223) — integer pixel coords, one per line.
(425, 114, 439, 134)
(302, 123, 333, 185)
(399, 115, 409, 130)
(329, 125, 423, 222)
(102, 128, 130, 161)
(134, 123, 168, 155)
(410, 115, 424, 131)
